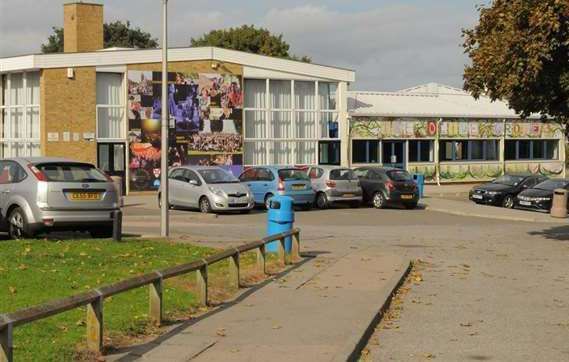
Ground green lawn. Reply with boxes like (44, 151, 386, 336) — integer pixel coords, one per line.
(0, 239, 220, 361)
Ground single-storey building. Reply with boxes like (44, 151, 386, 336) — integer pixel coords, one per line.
(348, 83, 566, 183)
(0, 3, 564, 192)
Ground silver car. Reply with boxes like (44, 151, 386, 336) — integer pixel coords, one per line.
(159, 166, 254, 213)
(0, 157, 119, 239)
(307, 166, 363, 209)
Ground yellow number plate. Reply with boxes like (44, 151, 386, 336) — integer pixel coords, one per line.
(292, 185, 305, 190)
(343, 193, 355, 197)
(401, 194, 413, 200)
(69, 192, 102, 201)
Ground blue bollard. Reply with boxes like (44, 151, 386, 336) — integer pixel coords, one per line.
(412, 173, 425, 199)
(266, 195, 294, 253)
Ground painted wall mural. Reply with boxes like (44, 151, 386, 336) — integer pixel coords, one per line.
(504, 162, 563, 176)
(127, 70, 243, 191)
(350, 117, 437, 139)
(439, 119, 504, 138)
(505, 122, 562, 139)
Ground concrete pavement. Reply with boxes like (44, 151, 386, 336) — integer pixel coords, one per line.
(111, 248, 410, 362)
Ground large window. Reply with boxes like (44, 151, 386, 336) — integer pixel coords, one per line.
(409, 140, 434, 162)
(243, 79, 338, 165)
(352, 140, 379, 163)
(439, 140, 498, 161)
(96, 73, 125, 140)
(505, 140, 558, 160)
(0, 72, 41, 157)
(319, 141, 340, 165)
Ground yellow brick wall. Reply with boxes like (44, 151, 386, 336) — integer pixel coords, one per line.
(64, 3, 103, 53)
(40, 67, 97, 164)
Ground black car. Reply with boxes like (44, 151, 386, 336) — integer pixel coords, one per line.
(515, 178, 569, 212)
(353, 167, 419, 209)
(469, 174, 548, 208)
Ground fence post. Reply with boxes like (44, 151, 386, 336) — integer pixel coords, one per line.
(196, 264, 208, 307)
(149, 277, 163, 326)
(256, 245, 266, 275)
(228, 251, 240, 289)
(292, 231, 301, 263)
(278, 237, 286, 266)
(86, 296, 103, 353)
(0, 322, 13, 362)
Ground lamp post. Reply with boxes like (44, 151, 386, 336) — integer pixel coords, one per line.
(160, 0, 169, 237)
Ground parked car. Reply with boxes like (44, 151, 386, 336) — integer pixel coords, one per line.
(515, 178, 569, 212)
(353, 167, 419, 209)
(0, 157, 119, 239)
(307, 166, 362, 209)
(469, 174, 548, 208)
(158, 166, 254, 213)
(238, 166, 315, 210)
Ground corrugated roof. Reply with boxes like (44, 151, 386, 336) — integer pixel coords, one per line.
(348, 82, 540, 119)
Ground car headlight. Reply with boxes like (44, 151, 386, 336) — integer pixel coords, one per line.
(208, 187, 225, 197)
(535, 197, 551, 202)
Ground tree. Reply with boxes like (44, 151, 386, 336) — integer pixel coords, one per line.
(190, 25, 311, 62)
(463, 0, 569, 130)
(41, 21, 158, 53)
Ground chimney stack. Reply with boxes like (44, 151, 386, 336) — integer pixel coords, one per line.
(63, 2, 104, 53)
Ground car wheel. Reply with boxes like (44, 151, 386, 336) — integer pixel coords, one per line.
(404, 202, 418, 210)
(158, 193, 174, 209)
(264, 193, 274, 210)
(199, 197, 212, 214)
(316, 192, 329, 209)
(502, 194, 514, 209)
(372, 192, 386, 209)
(8, 207, 32, 240)
(90, 226, 113, 238)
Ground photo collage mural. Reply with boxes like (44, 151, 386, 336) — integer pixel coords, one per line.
(128, 71, 243, 191)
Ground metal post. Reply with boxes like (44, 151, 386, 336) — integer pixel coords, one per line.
(160, 0, 169, 237)
(112, 210, 122, 241)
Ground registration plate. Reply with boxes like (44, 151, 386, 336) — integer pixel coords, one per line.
(69, 192, 102, 201)
(472, 194, 483, 200)
(343, 193, 355, 198)
(519, 201, 531, 206)
(401, 194, 413, 200)
(292, 185, 305, 191)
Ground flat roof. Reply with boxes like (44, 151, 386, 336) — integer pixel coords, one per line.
(0, 46, 355, 83)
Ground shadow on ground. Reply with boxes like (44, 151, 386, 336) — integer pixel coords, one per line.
(528, 224, 569, 241)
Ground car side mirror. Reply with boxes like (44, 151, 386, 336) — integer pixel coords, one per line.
(189, 179, 199, 186)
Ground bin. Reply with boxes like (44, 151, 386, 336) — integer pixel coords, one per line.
(266, 195, 295, 253)
(412, 173, 425, 199)
(550, 188, 568, 218)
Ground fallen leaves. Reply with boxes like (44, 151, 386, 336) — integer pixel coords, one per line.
(216, 328, 226, 337)
(9, 286, 17, 295)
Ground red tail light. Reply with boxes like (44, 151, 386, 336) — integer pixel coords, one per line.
(277, 178, 285, 192)
(27, 164, 47, 181)
(326, 180, 337, 188)
(386, 181, 395, 191)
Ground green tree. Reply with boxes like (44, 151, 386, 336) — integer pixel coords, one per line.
(41, 21, 158, 53)
(190, 25, 311, 62)
(463, 0, 569, 129)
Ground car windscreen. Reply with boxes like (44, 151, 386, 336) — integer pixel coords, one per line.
(330, 169, 358, 181)
(36, 163, 108, 182)
(492, 175, 525, 186)
(198, 168, 238, 184)
(386, 170, 412, 182)
(278, 169, 309, 181)
(534, 179, 569, 191)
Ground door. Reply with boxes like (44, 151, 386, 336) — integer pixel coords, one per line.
(183, 169, 202, 208)
(0, 161, 28, 223)
(168, 168, 187, 206)
(382, 141, 406, 169)
(98, 143, 126, 193)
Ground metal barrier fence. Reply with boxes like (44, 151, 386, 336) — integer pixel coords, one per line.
(0, 228, 301, 362)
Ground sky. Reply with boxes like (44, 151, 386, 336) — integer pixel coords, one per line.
(0, 0, 482, 91)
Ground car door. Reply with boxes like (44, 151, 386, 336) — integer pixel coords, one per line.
(239, 168, 261, 203)
(354, 168, 372, 201)
(183, 169, 202, 208)
(168, 169, 187, 206)
(308, 167, 324, 192)
(0, 161, 27, 223)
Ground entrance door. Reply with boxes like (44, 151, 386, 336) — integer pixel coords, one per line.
(382, 141, 405, 169)
(97, 143, 126, 193)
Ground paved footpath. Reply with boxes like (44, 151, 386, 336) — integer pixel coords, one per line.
(110, 246, 409, 362)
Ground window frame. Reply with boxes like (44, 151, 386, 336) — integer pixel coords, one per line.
(505, 139, 559, 161)
(352, 140, 380, 164)
(439, 139, 499, 162)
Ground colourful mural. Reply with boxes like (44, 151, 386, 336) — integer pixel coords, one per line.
(438, 163, 503, 181)
(439, 119, 504, 138)
(350, 117, 437, 138)
(127, 70, 243, 191)
(504, 162, 563, 176)
(505, 121, 563, 139)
